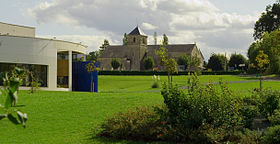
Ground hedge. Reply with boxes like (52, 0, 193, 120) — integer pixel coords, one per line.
(98, 70, 244, 76)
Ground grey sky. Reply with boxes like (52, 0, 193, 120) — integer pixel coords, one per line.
(0, 0, 276, 60)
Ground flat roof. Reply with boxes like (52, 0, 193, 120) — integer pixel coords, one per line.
(0, 21, 35, 29)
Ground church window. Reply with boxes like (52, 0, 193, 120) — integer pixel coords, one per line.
(143, 38, 145, 44)
(133, 37, 136, 43)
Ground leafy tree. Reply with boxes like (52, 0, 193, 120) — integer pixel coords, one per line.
(190, 56, 201, 67)
(250, 50, 270, 92)
(0, 67, 27, 127)
(228, 54, 247, 70)
(143, 56, 155, 70)
(177, 54, 191, 69)
(86, 51, 100, 62)
(111, 58, 121, 70)
(86, 61, 100, 92)
(155, 35, 177, 85)
(207, 53, 228, 71)
(99, 39, 110, 54)
(248, 30, 280, 74)
(254, 2, 280, 40)
(123, 33, 128, 45)
(162, 34, 168, 46)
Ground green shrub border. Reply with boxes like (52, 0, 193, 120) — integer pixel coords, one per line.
(98, 70, 244, 76)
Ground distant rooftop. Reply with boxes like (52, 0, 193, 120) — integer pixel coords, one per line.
(0, 21, 35, 29)
(128, 26, 146, 36)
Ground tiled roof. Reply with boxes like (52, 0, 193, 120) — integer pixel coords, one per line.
(128, 26, 146, 35)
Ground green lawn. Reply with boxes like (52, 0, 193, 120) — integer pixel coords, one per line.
(0, 75, 278, 143)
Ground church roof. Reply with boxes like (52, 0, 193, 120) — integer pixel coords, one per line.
(147, 44, 196, 54)
(128, 26, 146, 36)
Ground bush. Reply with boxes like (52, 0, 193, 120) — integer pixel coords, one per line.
(99, 106, 164, 141)
(143, 57, 155, 70)
(111, 58, 121, 70)
(240, 96, 260, 129)
(262, 125, 280, 144)
(151, 75, 160, 88)
(268, 109, 280, 126)
(259, 88, 280, 117)
(156, 73, 243, 142)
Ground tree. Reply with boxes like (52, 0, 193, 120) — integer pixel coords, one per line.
(155, 34, 177, 85)
(111, 58, 121, 70)
(248, 30, 280, 74)
(250, 50, 270, 93)
(143, 56, 155, 70)
(86, 51, 100, 62)
(153, 32, 157, 45)
(177, 54, 191, 70)
(228, 54, 247, 70)
(100, 39, 110, 54)
(207, 53, 228, 71)
(86, 61, 100, 92)
(254, 2, 280, 40)
(123, 33, 128, 45)
(190, 56, 201, 68)
(162, 34, 168, 46)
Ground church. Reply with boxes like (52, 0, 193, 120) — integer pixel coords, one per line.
(99, 27, 204, 71)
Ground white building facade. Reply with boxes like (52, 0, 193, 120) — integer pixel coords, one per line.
(0, 22, 87, 91)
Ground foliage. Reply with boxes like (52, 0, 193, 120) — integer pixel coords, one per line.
(143, 56, 155, 70)
(248, 30, 280, 74)
(259, 88, 280, 117)
(122, 33, 128, 45)
(111, 58, 121, 70)
(162, 34, 168, 46)
(177, 54, 191, 69)
(268, 109, 280, 126)
(85, 61, 100, 92)
(86, 50, 100, 62)
(240, 96, 260, 129)
(151, 75, 160, 88)
(0, 67, 27, 127)
(229, 54, 247, 70)
(29, 71, 41, 94)
(99, 39, 110, 54)
(156, 73, 242, 142)
(190, 56, 201, 67)
(254, 2, 280, 40)
(262, 125, 280, 144)
(155, 38, 178, 85)
(99, 106, 163, 141)
(228, 129, 262, 144)
(207, 53, 228, 71)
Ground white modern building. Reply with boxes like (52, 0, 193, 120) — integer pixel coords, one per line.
(0, 22, 87, 91)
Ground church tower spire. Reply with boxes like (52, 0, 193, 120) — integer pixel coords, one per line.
(127, 26, 147, 46)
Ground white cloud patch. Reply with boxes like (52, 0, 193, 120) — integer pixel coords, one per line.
(142, 22, 158, 30)
(29, 0, 258, 60)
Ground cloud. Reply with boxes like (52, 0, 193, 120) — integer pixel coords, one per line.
(142, 22, 158, 30)
(29, 0, 258, 60)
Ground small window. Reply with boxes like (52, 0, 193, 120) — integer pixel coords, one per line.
(143, 38, 145, 44)
(133, 37, 136, 43)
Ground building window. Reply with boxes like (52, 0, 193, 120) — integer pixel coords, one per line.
(133, 37, 136, 43)
(0, 63, 48, 87)
(143, 38, 145, 44)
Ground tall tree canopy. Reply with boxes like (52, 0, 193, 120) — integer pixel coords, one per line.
(123, 33, 128, 45)
(254, 2, 280, 40)
(86, 51, 100, 62)
(228, 54, 247, 70)
(100, 39, 110, 53)
(162, 34, 168, 46)
(207, 53, 228, 71)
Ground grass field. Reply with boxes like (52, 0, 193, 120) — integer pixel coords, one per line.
(0, 75, 279, 143)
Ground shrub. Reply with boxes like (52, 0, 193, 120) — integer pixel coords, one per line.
(143, 56, 155, 70)
(259, 88, 280, 117)
(240, 96, 260, 129)
(99, 106, 164, 141)
(228, 129, 262, 144)
(157, 73, 242, 142)
(111, 58, 121, 70)
(268, 109, 280, 126)
(262, 125, 280, 144)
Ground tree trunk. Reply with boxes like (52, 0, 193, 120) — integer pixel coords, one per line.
(259, 74, 263, 95)
(91, 73, 93, 92)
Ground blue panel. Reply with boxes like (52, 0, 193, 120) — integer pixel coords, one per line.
(72, 61, 98, 92)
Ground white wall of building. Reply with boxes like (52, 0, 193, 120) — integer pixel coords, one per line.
(0, 22, 35, 37)
(0, 35, 86, 91)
